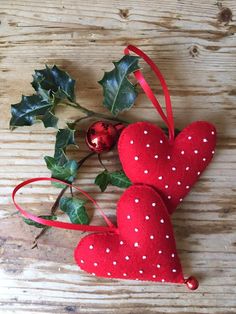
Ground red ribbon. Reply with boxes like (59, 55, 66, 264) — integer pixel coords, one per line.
(124, 45, 175, 143)
(12, 177, 118, 233)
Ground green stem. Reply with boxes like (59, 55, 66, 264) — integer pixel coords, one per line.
(66, 101, 129, 124)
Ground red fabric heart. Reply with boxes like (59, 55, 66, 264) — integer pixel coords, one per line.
(118, 121, 216, 214)
(75, 185, 185, 284)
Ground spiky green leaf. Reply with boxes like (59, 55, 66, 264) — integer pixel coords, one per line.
(99, 55, 140, 116)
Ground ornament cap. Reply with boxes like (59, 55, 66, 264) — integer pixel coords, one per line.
(185, 276, 199, 290)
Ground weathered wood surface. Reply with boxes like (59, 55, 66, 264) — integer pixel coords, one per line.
(0, 0, 236, 313)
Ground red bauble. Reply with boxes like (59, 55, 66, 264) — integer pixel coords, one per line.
(86, 121, 118, 153)
(185, 276, 199, 290)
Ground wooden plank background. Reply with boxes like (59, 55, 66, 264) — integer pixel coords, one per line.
(0, 0, 236, 313)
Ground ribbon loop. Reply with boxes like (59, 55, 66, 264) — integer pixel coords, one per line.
(124, 45, 175, 143)
(12, 177, 118, 233)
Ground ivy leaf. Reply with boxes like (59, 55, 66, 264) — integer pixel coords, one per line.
(109, 171, 131, 189)
(59, 196, 89, 224)
(95, 170, 131, 192)
(98, 55, 140, 116)
(94, 170, 110, 192)
(32, 65, 76, 102)
(10, 95, 51, 129)
(54, 126, 76, 165)
(22, 215, 57, 228)
(44, 156, 78, 188)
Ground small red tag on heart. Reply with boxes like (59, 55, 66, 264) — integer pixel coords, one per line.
(75, 185, 184, 284)
(118, 121, 216, 214)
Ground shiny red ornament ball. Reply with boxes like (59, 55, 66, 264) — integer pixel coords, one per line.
(185, 276, 199, 290)
(86, 121, 119, 153)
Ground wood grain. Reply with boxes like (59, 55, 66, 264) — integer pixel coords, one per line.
(0, 0, 236, 313)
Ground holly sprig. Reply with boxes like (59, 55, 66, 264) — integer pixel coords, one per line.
(10, 55, 139, 247)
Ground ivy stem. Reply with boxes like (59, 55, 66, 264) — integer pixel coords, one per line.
(97, 154, 108, 171)
(32, 151, 95, 249)
(66, 101, 129, 124)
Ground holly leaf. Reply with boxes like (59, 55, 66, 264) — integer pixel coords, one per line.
(54, 127, 76, 165)
(32, 65, 76, 102)
(98, 55, 140, 116)
(95, 170, 131, 192)
(41, 110, 59, 128)
(22, 215, 57, 228)
(59, 196, 89, 224)
(10, 95, 51, 129)
(94, 170, 110, 192)
(44, 156, 78, 188)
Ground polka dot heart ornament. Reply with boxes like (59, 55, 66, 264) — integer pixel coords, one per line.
(12, 178, 198, 290)
(118, 45, 217, 214)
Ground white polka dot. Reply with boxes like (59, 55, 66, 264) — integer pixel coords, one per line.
(144, 169, 149, 174)
(161, 279, 165, 282)
(212, 150, 215, 154)
(146, 144, 150, 148)
(134, 156, 139, 161)
(166, 235, 170, 239)
(123, 273, 127, 277)
(186, 185, 190, 189)
(167, 155, 171, 159)
(172, 269, 177, 273)
(165, 184, 169, 189)
(135, 198, 139, 203)
(186, 166, 190, 171)
(92, 273, 95, 276)
(154, 155, 159, 159)
(168, 195, 171, 199)
(144, 130, 148, 134)
(181, 150, 185, 155)
(130, 140, 134, 144)
(194, 150, 198, 154)
(197, 171, 201, 175)
(127, 215, 131, 219)
(150, 235, 154, 240)
(188, 136, 192, 140)
(120, 240, 124, 245)
(172, 167, 176, 171)
(171, 253, 175, 258)
(157, 264, 161, 268)
(94, 262, 98, 266)
(203, 138, 208, 142)
(160, 219, 164, 223)
(145, 215, 150, 220)
(160, 140, 163, 144)
(152, 275, 156, 278)
(139, 270, 143, 274)
(180, 198, 183, 202)
(107, 272, 111, 276)
(211, 131, 215, 135)
(134, 242, 139, 247)
(152, 202, 156, 207)
(158, 250, 162, 254)
(106, 248, 110, 253)
(142, 255, 147, 260)
(125, 256, 130, 260)
(177, 181, 181, 185)
(81, 259, 84, 264)
(203, 158, 206, 161)
(158, 176, 163, 180)
(89, 245, 94, 250)
(134, 228, 139, 232)
(113, 261, 117, 265)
